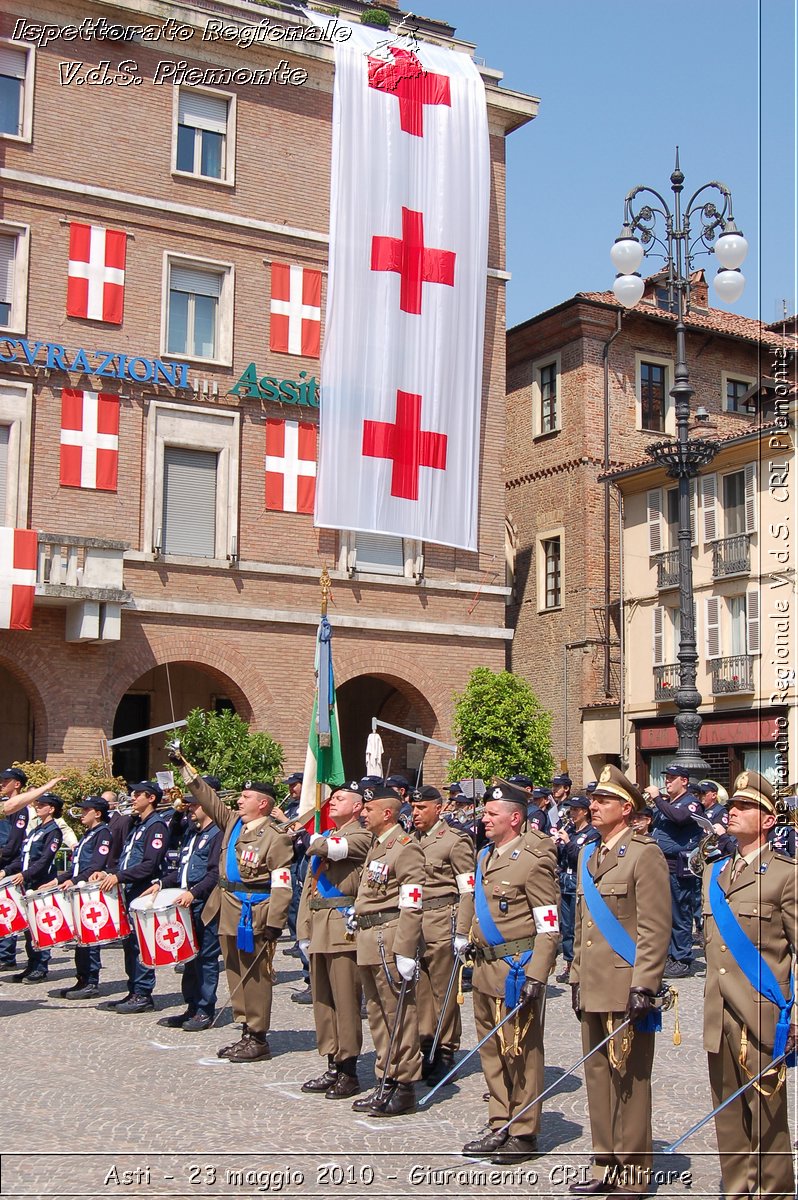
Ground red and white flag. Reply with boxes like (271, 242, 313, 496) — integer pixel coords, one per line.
(314, 26, 489, 550)
(265, 419, 317, 514)
(60, 389, 120, 491)
(66, 223, 127, 324)
(270, 262, 322, 357)
(0, 528, 36, 630)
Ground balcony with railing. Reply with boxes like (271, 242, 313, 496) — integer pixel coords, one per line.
(710, 654, 754, 695)
(654, 549, 680, 590)
(36, 533, 130, 642)
(654, 662, 680, 701)
(711, 534, 751, 580)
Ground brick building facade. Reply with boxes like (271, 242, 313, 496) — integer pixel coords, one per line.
(506, 274, 795, 784)
(0, 0, 537, 782)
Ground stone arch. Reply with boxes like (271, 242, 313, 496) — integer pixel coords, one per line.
(0, 643, 49, 761)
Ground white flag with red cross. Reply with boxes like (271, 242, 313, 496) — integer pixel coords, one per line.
(66, 223, 127, 324)
(270, 262, 322, 357)
(314, 25, 489, 550)
(265, 419, 317, 514)
(60, 389, 120, 491)
(0, 528, 37, 630)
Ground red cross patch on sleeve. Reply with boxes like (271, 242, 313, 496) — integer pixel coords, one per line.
(151, 836, 163, 849)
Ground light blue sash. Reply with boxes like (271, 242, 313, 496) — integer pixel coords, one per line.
(474, 846, 531, 1010)
(225, 819, 271, 953)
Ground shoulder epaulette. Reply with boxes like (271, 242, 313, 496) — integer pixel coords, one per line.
(774, 851, 795, 865)
(632, 832, 656, 844)
(399, 834, 411, 845)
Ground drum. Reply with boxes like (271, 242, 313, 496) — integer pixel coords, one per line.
(0, 883, 28, 935)
(23, 888, 77, 950)
(129, 888, 198, 968)
(71, 881, 131, 946)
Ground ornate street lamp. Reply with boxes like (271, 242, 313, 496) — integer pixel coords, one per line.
(610, 149, 749, 776)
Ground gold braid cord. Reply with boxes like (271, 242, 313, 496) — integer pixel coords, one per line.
(492, 996, 535, 1059)
(605, 1013, 634, 1071)
(739, 1024, 786, 1096)
(265, 938, 277, 985)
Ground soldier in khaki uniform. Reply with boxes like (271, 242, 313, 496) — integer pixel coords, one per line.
(702, 770, 796, 1200)
(176, 765, 293, 1062)
(570, 765, 671, 1197)
(297, 781, 372, 1099)
(353, 784, 425, 1117)
(411, 785, 475, 1084)
(463, 781, 560, 1164)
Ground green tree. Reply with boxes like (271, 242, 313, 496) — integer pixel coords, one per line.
(165, 708, 284, 792)
(448, 668, 555, 785)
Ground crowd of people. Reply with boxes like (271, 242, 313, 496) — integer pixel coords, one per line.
(0, 755, 794, 1198)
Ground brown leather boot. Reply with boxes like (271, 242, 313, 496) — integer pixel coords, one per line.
(302, 1056, 338, 1093)
(217, 1025, 250, 1059)
(369, 1081, 416, 1117)
(226, 1032, 272, 1063)
(326, 1060, 361, 1099)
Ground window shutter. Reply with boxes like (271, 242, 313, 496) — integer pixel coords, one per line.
(169, 264, 223, 297)
(705, 596, 721, 659)
(162, 447, 217, 557)
(744, 462, 757, 533)
(647, 488, 663, 554)
(746, 588, 760, 655)
(0, 234, 15, 305)
(0, 47, 26, 78)
(701, 473, 717, 543)
(690, 479, 698, 546)
(355, 532, 404, 575)
(653, 605, 664, 666)
(0, 425, 9, 511)
(178, 90, 228, 133)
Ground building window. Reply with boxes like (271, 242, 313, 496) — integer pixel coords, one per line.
(0, 381, 32, 525)
(338, 532, 422, 580)
(722, 470, 746, 536)
(531, 353, 561, 437)
(640, 361, 666, 432)
(0, 224, 29, 334)
(541, 535, 561, 609)
(174, 88, 234, 183)
(0, 43, 33, 142)
(725, 377, 751, 413)
(163, 257, 233, 365)
(146, 402, 240, 560)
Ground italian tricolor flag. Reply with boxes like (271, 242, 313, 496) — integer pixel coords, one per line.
(298, 616, 346, 833)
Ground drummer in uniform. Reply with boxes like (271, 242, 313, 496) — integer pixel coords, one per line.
(462, 780, 560, 1164)
(148, 787, 223, 1032)
(172, 752, 294, 1063)
(297, 781, 372, 1098)
(353, 784, 426, 1117)
(56, 796, 113, 999)
(0, 791, 64, 983)
(411, 785, 475, 1085)
(91, 780, 170, 1013)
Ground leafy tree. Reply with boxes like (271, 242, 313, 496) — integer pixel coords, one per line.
(448, 668, 555, 785)
(165, 708, 284, 792)
(13, 759, 126, 804)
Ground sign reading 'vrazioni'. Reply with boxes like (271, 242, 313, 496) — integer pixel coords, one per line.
(0, 337, 190, 388)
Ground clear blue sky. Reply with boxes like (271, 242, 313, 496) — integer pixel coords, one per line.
(427, 0, 797, 329)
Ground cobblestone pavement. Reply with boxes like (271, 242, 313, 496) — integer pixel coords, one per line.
(0, 940, 794, 1199)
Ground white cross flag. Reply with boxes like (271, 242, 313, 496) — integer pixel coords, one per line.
(270, 262, 322, 357)
(0, 527, 37, 630)
(265, 419, 317, 514)
(60, 389, 119, 491)
(66, 223, 127, 324)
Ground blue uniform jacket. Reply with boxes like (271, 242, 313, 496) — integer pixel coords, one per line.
(3, 818, 63, 888)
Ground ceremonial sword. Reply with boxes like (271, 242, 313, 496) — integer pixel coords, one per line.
(419, 999, 526, 1105)
(664, 1052, 789, 1153)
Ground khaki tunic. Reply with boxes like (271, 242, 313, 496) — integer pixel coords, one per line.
(354, 825, 425, 1083)
(702, 845, 796, 1200)
(187, 775, 293, 1036)
(297, 819, 372, 1064)
(416, 820, 475, 1051)
(572, 831, 671, 1192)
(471, 831, 559, 1137)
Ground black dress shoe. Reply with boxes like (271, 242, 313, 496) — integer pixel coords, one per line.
(424, 1051, 455, 1086)
(108, 992, 133, 1009)
(60, 979, 88, 998)
(115, 993, 155, 1013)
(65, 983, 99, 999)
(462, 1128, 508, 1157)
(291, 985, 313, 1005)
(491, 1134, 539, 1163)
(182, 1013, 212, 1032)
(368, 1081, 416, 1117)
(11, 970, 30, 982)
(326, 1072, 360, 1099)
(352, 1086, 386, 1112)
(23, 970, 48, 984)
(302, 1066, 339, 1094)
(158, 1011, 192, 1028)
(569, 1181, 611, 1195)
(0, 962, 19, 972)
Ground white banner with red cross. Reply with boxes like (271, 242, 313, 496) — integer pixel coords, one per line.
(314, 25, 489, 550)
(0, 528, 36, 630)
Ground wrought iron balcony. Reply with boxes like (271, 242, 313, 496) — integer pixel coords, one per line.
(711, 533, 751, 579)
(710, 654, 754, 695)
(654, 549, 680, 590)
(654, 662, 680, 701)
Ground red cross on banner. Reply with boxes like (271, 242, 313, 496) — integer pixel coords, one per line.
(362, 390, 447, 501)
(367, 47, 450, 138)
(371, 208, 455, 315)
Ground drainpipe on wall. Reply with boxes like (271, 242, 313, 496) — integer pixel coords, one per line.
(616, 485, 626, 769)
(564, 639, 590, 772)
(602, 311, 624, 696)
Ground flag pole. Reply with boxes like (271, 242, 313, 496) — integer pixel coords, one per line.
(316, 566, 332, 835)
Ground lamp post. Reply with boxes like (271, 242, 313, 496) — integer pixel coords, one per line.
(610, 149, 748, 777)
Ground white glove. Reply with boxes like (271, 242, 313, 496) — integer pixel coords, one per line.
(298, 940, 310, 956)
(395, 954, 416, 981)
(454, 935, 470, 959)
